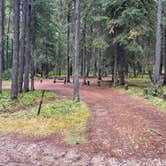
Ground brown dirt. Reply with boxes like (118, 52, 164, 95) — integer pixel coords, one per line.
(1, 79, 166, 165)
(34, 79, 166, 159)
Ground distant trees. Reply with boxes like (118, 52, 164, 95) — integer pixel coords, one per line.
(0, 0, 166, 101)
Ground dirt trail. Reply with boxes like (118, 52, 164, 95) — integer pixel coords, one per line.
(1, 79, 166, 165)
(34, 79, 166, 159)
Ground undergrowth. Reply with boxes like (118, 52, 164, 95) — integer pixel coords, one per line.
(118, 77, 166, 112)
(0, 93, 90, 144)
(0, 89, 55, 112)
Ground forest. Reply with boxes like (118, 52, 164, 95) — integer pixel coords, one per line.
(0, 0, 165, 99)
(0, 0, 166, 165)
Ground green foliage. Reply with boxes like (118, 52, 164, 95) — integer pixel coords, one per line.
(118, 77, 166, 113)
(149, 85, 164, 97)
(0, 89, 55, 112)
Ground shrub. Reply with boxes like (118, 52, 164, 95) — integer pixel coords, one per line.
(149, 85, 163, 97)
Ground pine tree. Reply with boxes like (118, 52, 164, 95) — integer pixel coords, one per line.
(73, 0, 81, 101)
(0, 0, 5, 93)
(154, 0, 163, 87)
(11, 0, 20, 100)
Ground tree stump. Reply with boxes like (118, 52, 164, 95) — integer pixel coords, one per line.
(87, 81, 90, 86)
(40, 79, 43, 83)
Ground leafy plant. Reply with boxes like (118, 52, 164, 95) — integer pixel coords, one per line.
(149, 85, 163, 97)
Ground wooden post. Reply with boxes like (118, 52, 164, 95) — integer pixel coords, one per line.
(37, 90, 45, 116)
(124, 84, 128, 91)
(53, 77, 56, 83)
(144, 87, 148, 96)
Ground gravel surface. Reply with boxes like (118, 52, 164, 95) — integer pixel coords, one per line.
(0, 136, 166, 166)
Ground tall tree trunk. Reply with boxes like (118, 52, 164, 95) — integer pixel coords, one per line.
(163, 28, 166, 85)
(30, 48, 35, 91)
(57, 37, 61, 76)
(6, 14, 11, 69)
(118, 46, 125, 85)
(19, 0, 26, 93)
(66, 2, 71, 83)
(113, 45, 118, 87)
(82, 23, 87, 84)
(94, 57, 97, 77)
(11, 0, 20, 100)
(97, 48, 102, 81)
(0, 0, 5, 93)
(73, 0, 80, 101)
(154, 0, 163, 86)
(24, 0, 30, 92)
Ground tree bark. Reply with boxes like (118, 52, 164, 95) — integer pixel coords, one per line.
(6, 14, 11, 69)
(163, 28, 166, 85)
(24, 0, 30, 92)
(0, 0, 5, 93)
(113, 44, 118, 87)
(19, 0, 26, 93)
(82, 23, 87, 85)
(11, 0, 20, 100)
(73, 0, 80, 101)
(30, 50, 35, 91)
(154, 0, 163, 86)
(66, 2, 71, 83)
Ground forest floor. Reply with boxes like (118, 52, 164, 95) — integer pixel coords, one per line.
(1, 78, 166, 166)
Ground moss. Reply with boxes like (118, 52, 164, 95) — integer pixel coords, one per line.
(0, 99, 90, 144)
(0, 89, 55, 112)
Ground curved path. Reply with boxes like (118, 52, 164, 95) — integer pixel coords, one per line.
(1, 79, 166, 165)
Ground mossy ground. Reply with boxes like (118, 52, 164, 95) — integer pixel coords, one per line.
(0, 90, 90, 144)
(0, 89, 55, 112)
(118, 76, 166, 112)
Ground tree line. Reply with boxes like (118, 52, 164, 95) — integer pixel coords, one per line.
(0, 0, 166, 101)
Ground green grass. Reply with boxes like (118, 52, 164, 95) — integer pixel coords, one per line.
(0, 99, 90, 144)
(118, 76, 166, 112)
(0, 89, 90, 144)
(0, 89, 55, 112)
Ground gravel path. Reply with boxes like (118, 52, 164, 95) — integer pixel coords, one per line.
(0, 136, 166, 166)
